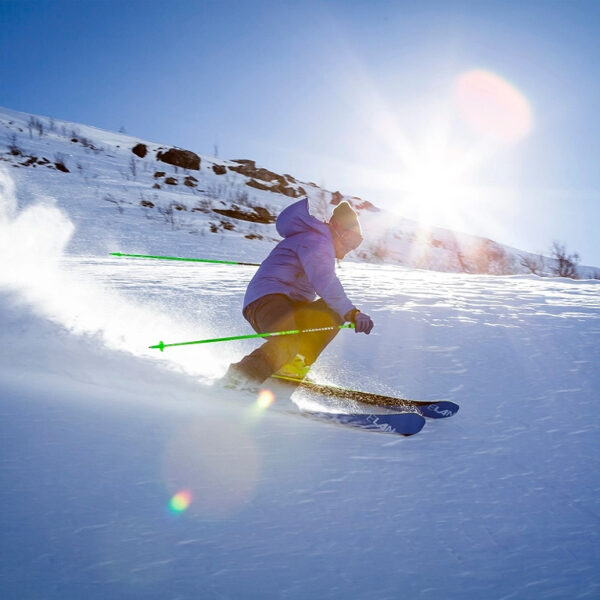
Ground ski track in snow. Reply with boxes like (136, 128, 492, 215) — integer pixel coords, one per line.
(1, 256, 599, 600)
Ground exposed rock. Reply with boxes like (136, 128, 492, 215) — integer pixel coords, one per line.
(228, 164, 250, 176)
(132, 143, 148, 158)
(55, 161, 70, 173)
(330, 191, 344, 205)
(21, 155, 37, 167)
(252, 206, 273, 222)
(184, 175, 198, 188)
(229, 161, 286, 184)
(271, 183, 305, 198)
(353, 199, 379, 212)
(157, 148, 200, 170)
(140, 200, 155, 208)
(212, 164, 227, 175)
(254, 168, 283, 183)
(154, 171, 166, 178)
(328, 192, 376, 212)
(213, 205, 276, 224)
(227, 159, 305, 198)
(164, 177, 178, 185)
(246, 179, 270, 191)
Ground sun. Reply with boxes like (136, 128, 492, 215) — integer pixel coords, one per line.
(400, 145, 463, 225)
(391, 127, 478, 232)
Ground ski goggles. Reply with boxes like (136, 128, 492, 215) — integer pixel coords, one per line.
(332, 224, 363, 252)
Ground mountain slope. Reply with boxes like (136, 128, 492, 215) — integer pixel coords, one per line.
(2, 106, 597, 276)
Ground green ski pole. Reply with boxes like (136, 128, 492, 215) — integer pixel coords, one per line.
(150, 323, 354, 352)
(111, 252, 261, 267)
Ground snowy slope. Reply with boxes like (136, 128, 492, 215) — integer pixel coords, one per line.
(2, 105, 597, 277)
(1, 107, 600, 599)
(1, 249, 600, 598)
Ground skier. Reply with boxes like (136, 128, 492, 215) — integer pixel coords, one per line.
(223, 197, 374, 388)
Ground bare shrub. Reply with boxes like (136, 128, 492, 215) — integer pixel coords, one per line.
(158, 203, 180, 229)
(192, 198, 213, 213)
(206, 182, 227, 200)
(550, 241, 579, 278)
(27, 116, 44, 138)
(129, 156, 137, 179)
(520, 254, 546, 275)
(104, 194, 124, 214)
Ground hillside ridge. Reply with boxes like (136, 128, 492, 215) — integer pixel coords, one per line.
(1, 106, 597, 277)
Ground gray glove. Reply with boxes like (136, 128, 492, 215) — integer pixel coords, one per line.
(345, 309, 374, 335)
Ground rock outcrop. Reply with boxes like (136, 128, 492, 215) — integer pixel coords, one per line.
(157, 148, 200, 170)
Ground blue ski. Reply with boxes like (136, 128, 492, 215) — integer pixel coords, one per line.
(302, 411, 425, 436)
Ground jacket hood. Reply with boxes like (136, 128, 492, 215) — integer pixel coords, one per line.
(276, 198, 330, 239)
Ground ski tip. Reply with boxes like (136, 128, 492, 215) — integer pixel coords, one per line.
(417, 401, 460, 419)
(396, 412, 426, 436)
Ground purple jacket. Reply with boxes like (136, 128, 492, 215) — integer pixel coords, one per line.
(243, 198, 355, 319)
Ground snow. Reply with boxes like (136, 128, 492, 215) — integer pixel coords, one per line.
(1, 109, 600, 599)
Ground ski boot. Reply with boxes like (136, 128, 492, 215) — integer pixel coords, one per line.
(220, 364, 262, 393)
(274, 354, 311, 382)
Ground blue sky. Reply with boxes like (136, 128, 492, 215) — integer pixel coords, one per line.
(1, 0, 599, 265)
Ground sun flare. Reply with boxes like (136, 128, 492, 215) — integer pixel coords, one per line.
(378, 69, 533, 235)
(453, 69, 533, 144)
(391, 133, 479, 232)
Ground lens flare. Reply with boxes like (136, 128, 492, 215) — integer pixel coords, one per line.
(244, 388, 277, 426)
(453, 69, 533, 143)
(169, 489, 192, 513)
(162, 420, 261, 519)
(256, 389, 275, 409)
